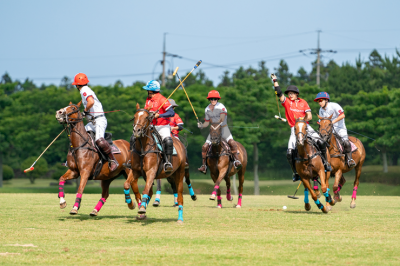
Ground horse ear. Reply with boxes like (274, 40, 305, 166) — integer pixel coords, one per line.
(317, 114, 323, 120)
(328, 114, 333, 120)
(210, 118, 213, 124)
(69, 101, 73, 105)
(146, 104, 153, 111)
(294, 114, 297, 120)
(136, 103, 140, 110)
(77, 101, 82, 107)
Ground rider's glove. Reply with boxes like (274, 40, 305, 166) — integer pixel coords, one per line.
(82, 111, 90, 118)
(270, 73, 278, 83)
(197, 122, 203, 129)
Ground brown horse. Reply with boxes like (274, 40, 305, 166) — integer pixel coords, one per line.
(206, 120, 247, 208)
(55, 102, 132, 216)
(123, 103, 188, 223)
(318, 115, 366, 208)
(294, 117, 335, 213)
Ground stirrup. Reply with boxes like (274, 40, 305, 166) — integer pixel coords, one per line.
(198, 165, 207, 174)
(164, 162, 173, 172)
(347, 159, 356, 167)
(292, 173, 301, 182)
(233, 160, 242, 169)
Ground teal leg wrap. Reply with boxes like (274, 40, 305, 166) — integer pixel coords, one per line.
(124, 189, 131, 204)
(156, 191, 161, 195)
(323, 188, 331, 203)
(174, 193, 178, 205)
(178, 205, 183, 221)
(314, 199, 324, 209)
(141, 195, 149, 208)
(304, 188, 309, 204)
(188, 184, 195, 196)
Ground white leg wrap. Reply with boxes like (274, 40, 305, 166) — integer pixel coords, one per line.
(60, 197, 66, 204)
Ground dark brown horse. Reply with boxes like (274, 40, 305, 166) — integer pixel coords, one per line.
(55, 102, 132, 216)
(123, 103, 188, 223)
(206, 120, 247, 208)
(318, 114, 366, 208)
(294, 117, 335, 213)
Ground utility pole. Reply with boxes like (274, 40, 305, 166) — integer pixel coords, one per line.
(161, 33, 167, 87)
(299, 30, 336, 87)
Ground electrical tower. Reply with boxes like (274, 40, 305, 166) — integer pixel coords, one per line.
(299, 30, 336, 87)
(161, 33, 167, 87)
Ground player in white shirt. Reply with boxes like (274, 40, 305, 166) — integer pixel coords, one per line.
(72, 73, 119, 171)
(314, 92, 356, 167)
(197, 90, 242, 173)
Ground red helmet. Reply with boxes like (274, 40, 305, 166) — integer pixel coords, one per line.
(207, 90, 221, 99)
(72, 73, 89, 85)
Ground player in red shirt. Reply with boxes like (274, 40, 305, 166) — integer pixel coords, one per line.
(271, 74, 331, 181)
(168, 99, 184, 139)
(142, 80, 175, 173)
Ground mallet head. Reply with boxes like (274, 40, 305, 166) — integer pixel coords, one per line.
(173, 67, 179, 76)
(274, 115, 287, 122)
(24, 167, 34, 173)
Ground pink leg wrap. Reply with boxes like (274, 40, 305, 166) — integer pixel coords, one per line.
(94, 198, 106, 212)
(212, 185, 219, 195)
(313, 185, 318, 190)
(238, 194, 242, 206)
(74, 193, 82, 208)
(217, 196, 222, 207)
(58, 181, 65, 198)
(335, 184, 343, 194)
(226, 189, 232, 200)
(352, 186, 358, 199)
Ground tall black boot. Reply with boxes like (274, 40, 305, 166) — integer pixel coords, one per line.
(318, 140, 332, 172)
(96, 138, 119, 171)
(343, 139, 356, 167)
(287, 149, 300, 182)
(228, 139, 242, 169)
(163, 137, 174, 173)
(198, 143, 209, 174)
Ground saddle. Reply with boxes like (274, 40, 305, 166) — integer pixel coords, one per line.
(333, 133, 358, 155)
(206, 140, 232, 158)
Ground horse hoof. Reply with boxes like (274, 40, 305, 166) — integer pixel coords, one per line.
(69, 207, 78, 215)
(177, 220, 184, 224)
(136, 214, 147, 220)
(90, 210, 98, 216)
(173, 203, 178, 207)
(350, 203, 356, 209)
(60, 202, 67, 209)
(330, 198, 336, 206)
(227, 196, 234, 201)
(209, 194, 216, 200)
(322, 207, 329, 214)
(334, 194, 342, 202)
(128, 202, 136, 210)
(191, 195, 197, 201)
(138, 207, 146, 214)
(217, 205, 222, 208)
(326, 205, 332, 212)
(152, 201, 160, 207)
(305, 203, 311, 211)
(236, 205, 242, 208)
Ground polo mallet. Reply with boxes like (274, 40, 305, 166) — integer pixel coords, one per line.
(270, 73, 286, 122)
(172, 66, 200, 124)
(287, 181, 302, 199)
(156, 60, 202, 113)
(24, 128, 67, 173)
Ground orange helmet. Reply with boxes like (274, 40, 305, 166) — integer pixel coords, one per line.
(72, 73, 89, 85)
(207, 90, 221, 99)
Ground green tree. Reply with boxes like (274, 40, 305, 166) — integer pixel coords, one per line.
(21, 156, 48, 184)
(2, 165, 14, 181)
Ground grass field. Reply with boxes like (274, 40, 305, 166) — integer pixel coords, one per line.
(0, 194, 399, 265)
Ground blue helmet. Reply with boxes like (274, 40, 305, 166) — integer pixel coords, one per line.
(314, 92, 330, 102)
(142, 80, 160, 91)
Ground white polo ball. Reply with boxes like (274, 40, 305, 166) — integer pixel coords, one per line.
(283, 206, 287, 210)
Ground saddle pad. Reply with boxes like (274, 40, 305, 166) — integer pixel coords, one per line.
(152, 134, 177, 155)
(111, 144, 121, 154)
(337, 140, 358, 154)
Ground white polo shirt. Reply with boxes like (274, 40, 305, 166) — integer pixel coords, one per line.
(318, 102, 346, 131)
(205, 102, 228, 126)
(79, 86, 104, 118)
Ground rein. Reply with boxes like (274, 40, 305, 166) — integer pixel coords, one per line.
(294, 119, 321, 162)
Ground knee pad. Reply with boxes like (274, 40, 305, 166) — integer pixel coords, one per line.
(163, 137, 174, 155)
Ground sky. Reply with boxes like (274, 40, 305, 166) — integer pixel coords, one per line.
(1, 0, 400, 87)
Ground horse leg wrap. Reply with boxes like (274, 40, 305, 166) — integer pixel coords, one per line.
(140, 195, 149, 209)
(212, 185, 219, 196)
(313, 185, 318, 190)
(178, 205, 183, 221)
(352, 186, 358, 199)
(304, 188, 309, 204)
(74, 193, 82, 210)
(155, 190, 161, 203)
(188, 184, 195, 196)
(314, 199, 324, 210)
(94, 198, 106, 212)
(58, 181, 65, 198)
(313, 179, 318, 190)
(226, 189, 232, 201)
(217, 196, 222, 208)
(335, 184, 343, 194)
(124, 189, 132, 204)
(323, 188, 331, 203)
(238, 194, 242, 206)
(174, 193, 178, 205)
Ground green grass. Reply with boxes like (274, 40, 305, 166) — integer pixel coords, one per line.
(0, 194, 399, 265)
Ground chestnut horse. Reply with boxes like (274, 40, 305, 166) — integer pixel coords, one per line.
(318, 115, 366, 208)
(123, 104, 189, 223)
(56, 102, 132, 216)
(207, 120, 247, 208)
(294, 117, 335, 213)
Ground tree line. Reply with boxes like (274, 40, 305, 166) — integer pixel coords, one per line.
(1, 49, 399, 185)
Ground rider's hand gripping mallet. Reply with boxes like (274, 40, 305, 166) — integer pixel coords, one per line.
(270, 73, 287, 122)
(287, 181, 302, 199)
(172, 66, 200, 124)
(24, 128, 67, 173)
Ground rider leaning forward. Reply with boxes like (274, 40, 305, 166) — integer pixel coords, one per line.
(72, 73, 119, 171)
(270, 74, 332, 182)
(314, 92, 356, 167)
(197, 90, 242, 173)
(142, 80, 175, 173)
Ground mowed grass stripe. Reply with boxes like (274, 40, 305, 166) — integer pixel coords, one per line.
(0, 194, 399, 265)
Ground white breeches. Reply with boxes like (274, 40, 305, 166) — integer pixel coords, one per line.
(85, 117, 107, 141)
(155, 125, 171, 141)
(288, 124, 320, 150)
(206, 126, 233, 144)
(334, 127, 349, 141)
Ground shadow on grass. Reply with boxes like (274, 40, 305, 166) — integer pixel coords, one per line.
(58, 215, 131, 221)
(285, 210, 327, 215)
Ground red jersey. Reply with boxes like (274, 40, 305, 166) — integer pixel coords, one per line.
(144, 93, 172, 126)
(282, 97, 311, 127)
(169, 113, 184, 137)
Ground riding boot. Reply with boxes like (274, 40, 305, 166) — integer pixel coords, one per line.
(317, 140, 332, 172)
(287, 149, 300, 182)
(129, 134, 136, 151)
(228, 139, 242, 169)
(343, 139, 356, 167)
(198, 143, 209, 174)
(163, 137, 174, 173)
(96, 138, 119, 172)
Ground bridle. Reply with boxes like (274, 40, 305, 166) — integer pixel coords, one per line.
(210, 123, 222, 145)
(295, 119, 308, 146)
(132, 108, 155, 138)
(319, 117, 333, 143)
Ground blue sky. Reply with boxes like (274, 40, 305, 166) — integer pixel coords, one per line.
(1, 0, 399, 87)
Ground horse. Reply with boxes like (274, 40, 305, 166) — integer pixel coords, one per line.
(294, 117, 335, 213)
(318, 114, 366, 208)
(55, 102, 133, 216)
(206, 120, 247, 208)
(123, 103, 193, 223)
